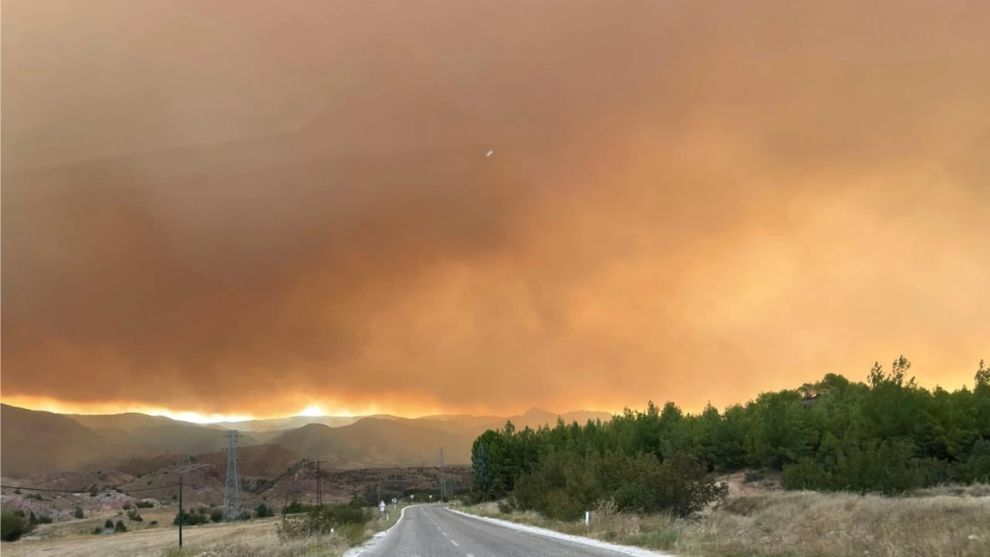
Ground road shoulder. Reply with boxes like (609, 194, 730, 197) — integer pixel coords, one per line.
(343, 503, 415, 557)
(446, 507, 673, 557)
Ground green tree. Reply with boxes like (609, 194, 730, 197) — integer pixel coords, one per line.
(471, 434, 495, 499)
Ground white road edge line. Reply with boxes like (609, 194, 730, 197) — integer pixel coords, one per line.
(445, 507, 674, 557)
(344, 504, 416, 557)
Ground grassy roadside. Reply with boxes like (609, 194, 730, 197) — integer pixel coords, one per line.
(0, 503, 409, 557)
(160, 503, 409, 557)
(454, 486, 990, 557)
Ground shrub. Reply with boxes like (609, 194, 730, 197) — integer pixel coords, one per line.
(114, 520, 127, 533)
(135, 500, 154, 509)
(277, 510, 367, 542)
(127, 510, 143, 522)
(92, 526, 103, 535)
(338, 522, 367, 545)
(514, 451, 724, 520)
(209, 508, 224, 523)
(255, 503, 274, 518)
(173, 512, 209, 526)
(149, 520, 158, 526)
(104, 519, 114, 529)
(1, 510, 33, 542)
(122, 503, 132, 510)
(73, 507, 85, 519)
(302, 505, 368, 535)
(282, 500, 310, 514)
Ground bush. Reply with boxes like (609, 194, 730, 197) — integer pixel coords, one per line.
(114, 520, 127, 533)
(278, 510, 368, 544)
(127, 509, 143, 522)
(1, 510, 33, 542)
(782, 440, 925, 494)
(302, 505, 368, 535)
(282, 500, 313, 515)
(104, 519, 114, 529)
(255, 503, 274, 518)
(209, 508, 224, 523)
(135, 501, 154, 509)
(338, 522, 367, 545)
(92, 526, 103, 535)
(173, 511, 209, 526)
(122, 503, 132, 510)
(514, 451, 724, 520)
(149, 520, 158, 527)
(73, 507, 85, 519)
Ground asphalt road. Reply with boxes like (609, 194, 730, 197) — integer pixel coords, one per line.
(359, 505, 653, 557)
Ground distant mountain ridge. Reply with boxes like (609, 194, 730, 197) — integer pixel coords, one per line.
(0, 403, 612, 477)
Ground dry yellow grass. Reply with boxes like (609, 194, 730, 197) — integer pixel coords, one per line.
(0, 517, 281, 557)
(160, 535, 348, 557)
(0, 504, 404, 557)
(461, 486, 990, 557)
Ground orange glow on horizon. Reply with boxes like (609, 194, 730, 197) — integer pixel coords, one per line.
(0, 394, 587, 422)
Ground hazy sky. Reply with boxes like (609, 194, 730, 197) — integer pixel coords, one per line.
(3, 0, 988, 419)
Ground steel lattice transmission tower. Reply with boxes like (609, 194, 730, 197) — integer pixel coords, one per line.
(223, 430, 243, 520)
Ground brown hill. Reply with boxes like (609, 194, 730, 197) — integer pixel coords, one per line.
(67, 412, 186, 431)
(0, 404, 147, 477)
(212, 415, 359, 432)
(193, 443, 299, 478)
(269, 418, 473, 468)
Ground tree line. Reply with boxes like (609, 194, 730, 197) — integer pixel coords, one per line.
(470, 357, 990, 519)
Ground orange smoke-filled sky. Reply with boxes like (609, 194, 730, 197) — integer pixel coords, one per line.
(2, 0, 988, 419)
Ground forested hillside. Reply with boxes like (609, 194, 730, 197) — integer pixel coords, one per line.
(470, 357, 990, 519)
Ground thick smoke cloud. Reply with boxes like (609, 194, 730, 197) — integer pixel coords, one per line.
(3, 0, 989, 416)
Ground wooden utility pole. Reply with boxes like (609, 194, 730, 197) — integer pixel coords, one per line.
(178, 475, 183, 547)
(283, 471, 294, 521)
(439, 448, 447, 502)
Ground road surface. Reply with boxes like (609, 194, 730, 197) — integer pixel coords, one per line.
(358, 504, 657, 557)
